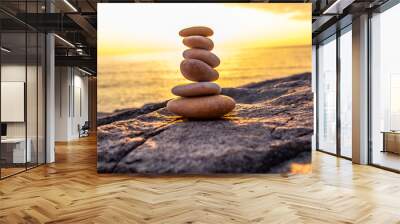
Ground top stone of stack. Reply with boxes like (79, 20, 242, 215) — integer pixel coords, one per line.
(179, 26, 214, 37)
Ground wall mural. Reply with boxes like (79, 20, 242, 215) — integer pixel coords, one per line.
(97, 3, 313, 174)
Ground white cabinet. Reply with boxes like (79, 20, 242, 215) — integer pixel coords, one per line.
(1, 138, 32, 163)
(1, 82, 25, 122)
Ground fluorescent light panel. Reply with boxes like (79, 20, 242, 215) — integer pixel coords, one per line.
(323, 0, 341, 14)
(1, 47, 11, 53)
(78, 67, 93, 76)
(54, 34, 75, 48)
(323, 0, 355, 15)
(63, 0, 78, 12)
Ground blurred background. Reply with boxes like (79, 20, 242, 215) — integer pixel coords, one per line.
(97, 3, 311, 113)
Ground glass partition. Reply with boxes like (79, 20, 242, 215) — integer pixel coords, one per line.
(38, 32, 45, 165)
(317, 35, 337, 154)
(339, 26, 352, 158)
(1, 31, 28, 177)
(370, 4, 400, 171)
(26, 0, 46, 169)
(27, 30, 38, 169)
(0, 2, 46, 179)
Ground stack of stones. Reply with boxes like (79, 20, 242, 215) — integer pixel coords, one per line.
(167, 26, 236, 119)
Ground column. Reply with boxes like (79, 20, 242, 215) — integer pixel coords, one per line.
(352, 14, 369, 164)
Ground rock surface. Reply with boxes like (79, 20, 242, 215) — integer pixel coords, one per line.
(172, 82, 221, 97)
(180, 59, 219, 82)
(183, 36, 214, 50)
(183, 49, 220, 67)
(97, 73, 313, 174)
(179, 26, 214, 37)
(167, 95, 236, 119)
(97, 101, 168, 126)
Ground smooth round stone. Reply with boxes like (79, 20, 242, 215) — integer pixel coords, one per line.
(182, 36, 214, 50)
(172, 82, 221, 97)
(183, 49, 220, 68)
(180, 59, 219, 82)
(167, 95, 236, 119)
(179, 26, 214, 37)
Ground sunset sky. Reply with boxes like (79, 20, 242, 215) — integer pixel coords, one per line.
(98, 3, 311, 56)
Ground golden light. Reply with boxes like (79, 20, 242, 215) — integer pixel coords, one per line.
(98, 3, 311, 56)
(97, 3, 311, 113)
(290, 163, 312, 174)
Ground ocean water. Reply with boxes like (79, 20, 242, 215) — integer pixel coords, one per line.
(98, 46, 311, 113)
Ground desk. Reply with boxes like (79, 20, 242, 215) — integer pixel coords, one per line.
(382, 131, 400, 154)
(1, 138, 31, 163)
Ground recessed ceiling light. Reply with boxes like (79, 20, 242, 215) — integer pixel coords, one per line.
(54, 34, 75, 48)
(78, 67, 93, 76)
(323, 0, 355, 15)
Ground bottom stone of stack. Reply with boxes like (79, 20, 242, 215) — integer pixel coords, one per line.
(167, 95, 236, 119)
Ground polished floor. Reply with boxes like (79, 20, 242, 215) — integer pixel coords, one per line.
(1, 163, 43, 178)
(1, 167, 25, 178)
(0, 136, 400, 223)
(372, 150, 400, 171)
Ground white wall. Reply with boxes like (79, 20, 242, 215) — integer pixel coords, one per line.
(1, 82, 25, 122)
(1, 65, 26, 140)
(72, 73, 89, 138)
(55, 66, 69, 141)
(1, 63, 46, 164)
(55, 67, 89, 141)
(0, 65, 35, 138)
